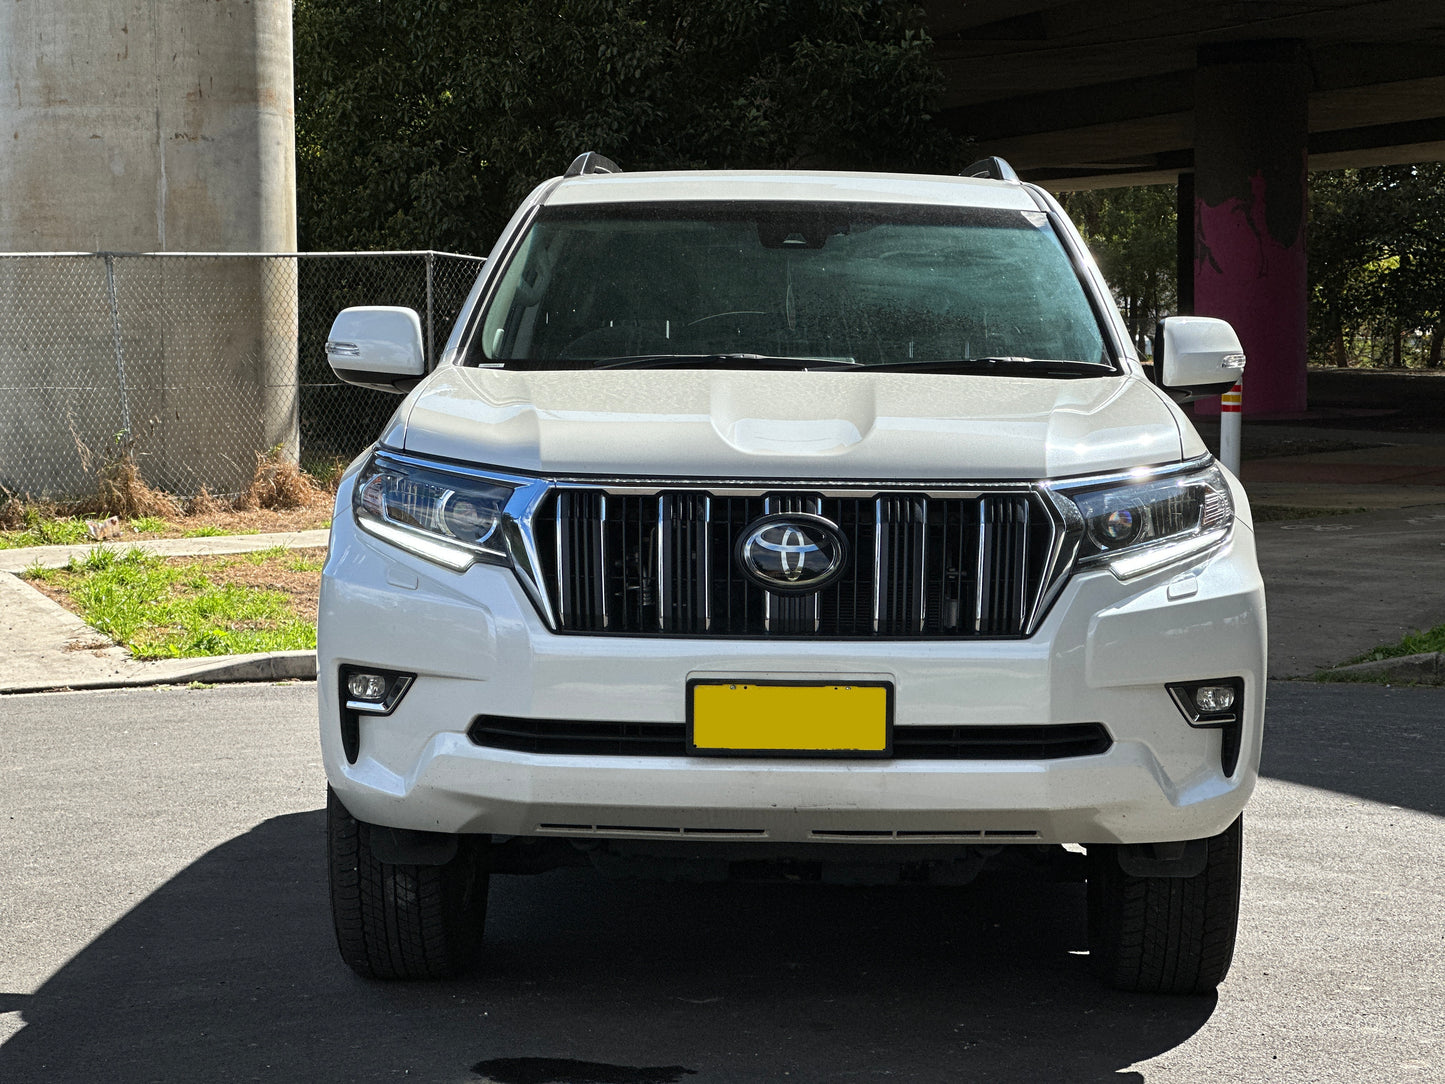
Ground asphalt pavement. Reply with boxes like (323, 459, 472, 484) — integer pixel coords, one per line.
(0, 680, 1440, 1082)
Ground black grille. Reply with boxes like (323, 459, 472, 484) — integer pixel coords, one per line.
(468, 716, 1110, 760)
(891, 723, 1111, 760)
(536, 488, 1059, 637)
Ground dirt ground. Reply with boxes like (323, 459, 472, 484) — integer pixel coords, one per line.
(110, 506, 333, 542)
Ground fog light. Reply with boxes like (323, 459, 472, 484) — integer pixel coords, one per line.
(340, 666, 415, 716)
(1166, 677, 1244, 778)
(1193, 684, 1236, 713)
(347, 672, 389, 701)
(338, 667, 416, 765)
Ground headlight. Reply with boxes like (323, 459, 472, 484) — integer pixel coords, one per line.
(353, 453, 521, 571)
(1058, 462, 1234, 579)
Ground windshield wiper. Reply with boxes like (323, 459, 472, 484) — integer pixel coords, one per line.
(846, 357, 1110, 378)
(591, 353, 858, 371)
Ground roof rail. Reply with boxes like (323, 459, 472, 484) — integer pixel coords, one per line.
(960, 156, 1020, 183)
(564, 151, 624, 178)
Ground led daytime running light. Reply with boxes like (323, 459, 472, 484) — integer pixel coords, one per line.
(1060, 462, 1235, 579)
(353, 454, 520, 571)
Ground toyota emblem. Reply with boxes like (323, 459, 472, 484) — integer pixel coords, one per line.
(736, 513, 848, 593)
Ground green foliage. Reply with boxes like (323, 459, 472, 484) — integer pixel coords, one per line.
(130, 515, 171, 534)
(0, 515, 94, 550)
(244, 546, 292, 564)
(1059, 186, 1177, 353)
(26, 549, 317, 659)
(1308, 165, 1445, 368)
(1055, 169, 1445, 372)
(1315, 620, 1445, 684)
(285, 552, 327, 573)
(1340, 622, 1445, 666)
(294, 0, 963, 252)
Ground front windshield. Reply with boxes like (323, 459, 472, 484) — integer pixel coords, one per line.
(473, 201, 1112, 371)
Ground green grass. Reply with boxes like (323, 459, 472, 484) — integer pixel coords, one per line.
(0, 516, 93, 549)
(26, 548, 316, 659)
(1340, 623, 1445, 666)
(286, 552, 326, 573)
(181, 525, 227, 538)
(1315, 622, 1445, 683)
(131, 515, 171, 533)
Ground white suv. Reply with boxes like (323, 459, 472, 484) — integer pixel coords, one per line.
(320, 154, 1265, 993)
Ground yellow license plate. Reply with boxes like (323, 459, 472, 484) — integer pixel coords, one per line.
(688, 681, 892, 756)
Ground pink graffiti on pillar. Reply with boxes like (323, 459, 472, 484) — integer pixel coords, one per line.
(1194, 169, 1308, 416)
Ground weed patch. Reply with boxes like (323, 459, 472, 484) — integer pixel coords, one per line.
(237, 447, 333, 512)
(26, 547, 323, 659)
(0, 512, 93, 549)
(1336, 623, 1445, 667)
(0, 444, 335, 550)
(73, 430, 181, 520)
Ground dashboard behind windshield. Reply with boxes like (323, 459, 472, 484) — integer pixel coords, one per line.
(472, 201, 1113, 372)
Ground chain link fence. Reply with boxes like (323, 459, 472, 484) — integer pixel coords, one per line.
(0, 251, 485, 500)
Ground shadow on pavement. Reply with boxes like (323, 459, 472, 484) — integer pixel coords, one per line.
(0, 810, 1215, 1083)
(1261, 681, 1445, 816)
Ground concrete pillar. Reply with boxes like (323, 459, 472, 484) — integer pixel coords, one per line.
(1193, 41, 1310, 416)
(0, 1, 296, 498)
(1175, 172, 1194, 316)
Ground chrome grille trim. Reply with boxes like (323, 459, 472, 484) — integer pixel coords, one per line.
(762, 494, 822, 634)
(533, 483, 1065, 639)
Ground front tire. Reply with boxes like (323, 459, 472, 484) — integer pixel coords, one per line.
(327, 788, 489, 979)
(1087, 815, 1243, 994)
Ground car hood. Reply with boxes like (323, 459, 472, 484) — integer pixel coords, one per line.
(388, 366, 1203, 481)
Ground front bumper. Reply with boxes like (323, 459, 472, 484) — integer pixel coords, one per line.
(319, 483, 1267, 848)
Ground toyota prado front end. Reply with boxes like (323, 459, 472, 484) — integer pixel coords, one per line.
(319, 154, 1266, 993)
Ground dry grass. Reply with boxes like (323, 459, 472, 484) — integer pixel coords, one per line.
(89, 454, 184, 520)
(0, 488, 32, 531)
(2, 447, 337, 551)
(235, 449, 334, 513)
(188, 487, 230, 516)
(72, 429, 182, 520)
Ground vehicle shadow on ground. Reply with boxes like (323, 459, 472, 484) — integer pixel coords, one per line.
(1261, 681, 1445, 816)
(0, 810, 1215, 1083)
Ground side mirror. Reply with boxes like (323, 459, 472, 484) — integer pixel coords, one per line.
(1151, 316, 1246, 403)
(325, 306, 426, 394)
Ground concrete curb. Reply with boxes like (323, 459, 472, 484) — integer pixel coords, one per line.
(0, 651, 318, 695)
(1318, 651, 1445, 686)
(0, 529, 331, 573)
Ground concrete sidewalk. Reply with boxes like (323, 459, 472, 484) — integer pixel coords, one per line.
(2, 429, 1444, 694)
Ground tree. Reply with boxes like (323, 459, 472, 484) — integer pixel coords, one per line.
(294, 0, 963, 253)
(1308, 165, 1445, 368)
(1059, 186, 1177, 354)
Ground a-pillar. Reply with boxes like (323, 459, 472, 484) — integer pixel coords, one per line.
(1193, 41, 1310, 416)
